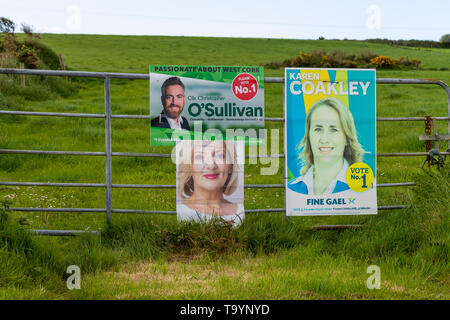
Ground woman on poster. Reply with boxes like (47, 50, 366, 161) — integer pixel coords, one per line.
(177, 140, 244, 226)
(288, 97, 366, 195)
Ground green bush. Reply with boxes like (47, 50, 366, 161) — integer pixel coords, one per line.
(266, 49, 421, 70)
(370, 55, 395, 69)
(16, 42, 40, 69)
(21, 39, 61, 70)
(397, 56, 421, 70)
(0, 17, 76, 106)
(356, 50, 378, 64)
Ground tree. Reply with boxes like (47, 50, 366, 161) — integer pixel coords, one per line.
(440, 34, 450, 48)
(20, 23, 40, 40)
(0, 17, 15, 34)
(440, 34, 450, 44)
(20, 23, 33, 35)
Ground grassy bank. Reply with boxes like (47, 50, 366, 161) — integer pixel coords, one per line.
(39, 35, 450, 73)
(0, 165, 448, 299)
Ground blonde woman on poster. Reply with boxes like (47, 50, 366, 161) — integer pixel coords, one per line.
(288, 97, 365, 195)
(176, 140, 244, 226)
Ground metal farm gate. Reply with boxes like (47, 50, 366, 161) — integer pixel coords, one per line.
(0, 68, 449, 235)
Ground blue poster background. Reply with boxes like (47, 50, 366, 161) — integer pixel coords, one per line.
(285, 68, 376, 181)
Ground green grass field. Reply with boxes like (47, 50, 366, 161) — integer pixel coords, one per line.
(0, 34, 449, 299)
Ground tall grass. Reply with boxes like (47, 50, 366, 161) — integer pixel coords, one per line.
(84, 165, 449, 265)
(0, 200, 62, 290)
(0, 164, 447, 299)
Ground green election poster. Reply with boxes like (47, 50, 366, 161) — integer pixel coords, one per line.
(150, 65, 264, 146)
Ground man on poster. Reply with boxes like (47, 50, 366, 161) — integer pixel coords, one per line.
(149, 65, 264, 146)
(151, 76, 191, 130)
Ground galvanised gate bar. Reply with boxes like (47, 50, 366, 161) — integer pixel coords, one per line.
(0, 68, 449, 235)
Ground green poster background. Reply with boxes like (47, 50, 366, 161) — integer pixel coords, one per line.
(150, 65, 265, 146)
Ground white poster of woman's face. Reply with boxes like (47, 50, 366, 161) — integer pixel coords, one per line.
(176, 140, 245, 227)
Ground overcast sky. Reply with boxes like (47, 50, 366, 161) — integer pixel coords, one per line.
(2, 0, 449, 41)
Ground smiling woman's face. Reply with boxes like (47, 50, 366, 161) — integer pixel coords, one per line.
(309, 105, 347, 164)
(191, 141, 232, 192)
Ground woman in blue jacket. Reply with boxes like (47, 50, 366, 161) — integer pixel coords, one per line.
(288, 97, 366, 195)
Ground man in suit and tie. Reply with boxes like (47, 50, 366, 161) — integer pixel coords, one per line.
(151, 76, 191, 131)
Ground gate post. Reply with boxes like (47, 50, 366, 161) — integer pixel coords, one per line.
(104, 76, 112, 224)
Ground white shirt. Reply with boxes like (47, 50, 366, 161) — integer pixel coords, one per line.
(290, 159, 349, 195)
(177, 203, 245, 227)
(166, 116, 184, 130)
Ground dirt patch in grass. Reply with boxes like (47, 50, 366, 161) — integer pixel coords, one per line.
(102, 257, 258, 298)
